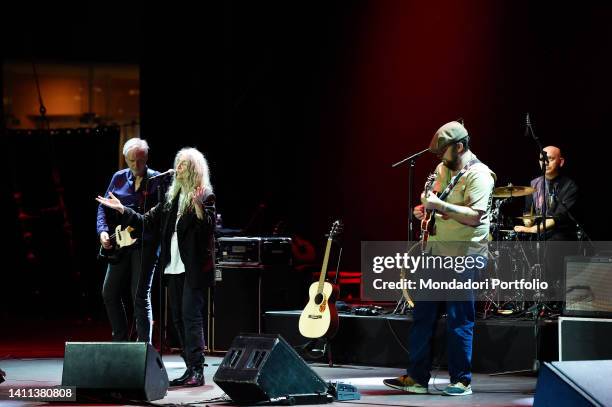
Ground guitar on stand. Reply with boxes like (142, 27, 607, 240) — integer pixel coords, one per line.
(298, 220, 342, 366)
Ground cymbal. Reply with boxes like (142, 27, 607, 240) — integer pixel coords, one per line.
(492, 185, 534, 198)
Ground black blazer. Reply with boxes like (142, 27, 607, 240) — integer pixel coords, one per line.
(122, 188, 216, 288)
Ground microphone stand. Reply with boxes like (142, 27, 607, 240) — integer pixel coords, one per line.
(524, 114, 549, 241)
(492, 114, 548, 376)
(153, 176, 171, 356)
(392, 147, 430, 241)
(525, 114, 546, 373)
(391, 147, 429, 314)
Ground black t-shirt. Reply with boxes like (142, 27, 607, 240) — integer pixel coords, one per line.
(524, 175, 579, 240)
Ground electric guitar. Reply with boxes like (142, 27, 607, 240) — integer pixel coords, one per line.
(419, 159, 480, 251)
(298, 220, 342, 339)
(419, 173, 437, 252)
(98, 224, 137, 264)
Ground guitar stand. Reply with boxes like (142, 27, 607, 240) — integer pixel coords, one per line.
(392, 296, 412, 315)
(326, 338, 334, 367)
(298, 338, 335, 367)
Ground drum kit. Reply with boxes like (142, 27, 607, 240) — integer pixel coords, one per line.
(490, 184, 536, 242)
(482, 184, 552, 316)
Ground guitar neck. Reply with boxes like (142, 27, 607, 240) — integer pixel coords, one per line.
(316, 237, 333, 294)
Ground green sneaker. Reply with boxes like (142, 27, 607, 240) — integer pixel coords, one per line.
(383, 375, 428, 394)
(443, 381, 472, 396)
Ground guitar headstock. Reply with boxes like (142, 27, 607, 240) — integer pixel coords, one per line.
(424, 173, 436, 194)
(329, 220, 343, 239)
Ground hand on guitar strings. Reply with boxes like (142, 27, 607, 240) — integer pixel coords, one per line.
(421, 190, 443, 211)
(420, 192, 450, 219)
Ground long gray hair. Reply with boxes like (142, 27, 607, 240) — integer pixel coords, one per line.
(165, 147, 212, 214)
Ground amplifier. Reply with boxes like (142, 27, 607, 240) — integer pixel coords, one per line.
(564, 256, 612, 318)
(218, 237, 292, 268)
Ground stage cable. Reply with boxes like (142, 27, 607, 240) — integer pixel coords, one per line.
(384, 317, 410, 356)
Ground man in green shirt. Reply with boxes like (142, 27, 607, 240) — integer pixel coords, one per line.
(384, 121, 496, 396)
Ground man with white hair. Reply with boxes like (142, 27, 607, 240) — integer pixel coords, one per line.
(96, 137, 162, 344)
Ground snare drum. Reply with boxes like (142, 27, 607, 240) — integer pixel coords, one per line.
(496, 229, 537, 241)
(517, 231, 536, 241)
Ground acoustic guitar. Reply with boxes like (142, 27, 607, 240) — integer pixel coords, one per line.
(298, 220, 342, 339)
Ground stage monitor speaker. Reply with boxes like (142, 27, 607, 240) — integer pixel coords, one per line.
(558, 317, 612, 361)
(564, 256, 612, 318)
(534, 360, 612, 407)
(213, 333, 330, 404)
(61, 342, 168, 401)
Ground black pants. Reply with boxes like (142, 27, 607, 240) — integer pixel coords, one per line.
(167, 273, 207, 368)
(102, 243, 157, 343)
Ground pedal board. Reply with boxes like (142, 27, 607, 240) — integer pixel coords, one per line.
(329, 381, 361, 401)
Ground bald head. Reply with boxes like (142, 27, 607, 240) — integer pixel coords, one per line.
(544, 146, 562, 158)
(541, 145, 564, 179)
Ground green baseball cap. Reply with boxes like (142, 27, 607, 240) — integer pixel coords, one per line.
(429, 121, 468, 154)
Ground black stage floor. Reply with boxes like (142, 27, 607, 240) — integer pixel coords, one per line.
(263, 310, 559, 373)
(0, 355, 537, 407)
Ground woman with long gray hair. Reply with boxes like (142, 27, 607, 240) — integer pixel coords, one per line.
(97, 147, 216, 387)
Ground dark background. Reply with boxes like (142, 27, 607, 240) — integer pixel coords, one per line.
(1, 1, 610, 320)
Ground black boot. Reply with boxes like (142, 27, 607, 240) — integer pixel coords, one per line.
(169, 366, 194, 387)
(184, 365, 205, 387)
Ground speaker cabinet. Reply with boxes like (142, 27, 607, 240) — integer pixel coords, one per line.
(211, 267, 261, 351)
(213, 334, 329, 404)
(211, 266, 308, 351)
(558, 317, 612, 361)
(534, 360, 612, 407)
(61, 342, 168, 401)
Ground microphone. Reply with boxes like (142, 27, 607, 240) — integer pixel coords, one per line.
(149, 169, 175, 180)
(548, 183, 556, 207)
(524, 112, 531, 137)
(550, 183, 561, 204)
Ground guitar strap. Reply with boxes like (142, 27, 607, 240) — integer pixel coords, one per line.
(437, 158, 481, 201)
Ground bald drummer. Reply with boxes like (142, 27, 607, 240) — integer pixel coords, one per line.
(514, 146, 578, 241)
